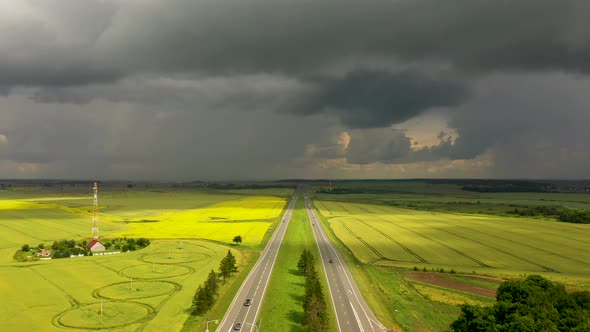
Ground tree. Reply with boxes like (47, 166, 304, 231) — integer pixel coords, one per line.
(300, 250, 327, 331)
(136, 238, 150, 248)
(21, 244, 30, 252)
(192, 285, 211, 315)
(306, 293, 323, 331)
(219, 250, 238, 281)
(451, 275, 590, 331)
(232, 235, 242, 245)
(297, 249, 316, 275)
(205, 269, 219, 296)
(297, 249, 309, 273)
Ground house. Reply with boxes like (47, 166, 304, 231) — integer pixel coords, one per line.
(34, 249, 52, 257)
(86, 239, 106, 252)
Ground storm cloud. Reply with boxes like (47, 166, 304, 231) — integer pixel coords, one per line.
(1, 0, 589, 179)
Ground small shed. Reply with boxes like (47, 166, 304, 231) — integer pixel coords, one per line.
(86, 239, 106, 252)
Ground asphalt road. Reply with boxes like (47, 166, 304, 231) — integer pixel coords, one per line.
(304, 192, 387, 332)
(216, 193, 297, 332)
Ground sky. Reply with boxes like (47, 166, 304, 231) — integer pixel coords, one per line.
(1, 0, 589, 180)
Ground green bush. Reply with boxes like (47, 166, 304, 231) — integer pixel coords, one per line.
(451, 275, 590, 331)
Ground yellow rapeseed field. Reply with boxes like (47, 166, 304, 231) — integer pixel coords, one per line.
(117, 196, 286, 245)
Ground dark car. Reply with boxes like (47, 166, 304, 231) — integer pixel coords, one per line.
(244, 298, 251, 306)
(329, 259, 333, 263)
(234, 323, 242, 330)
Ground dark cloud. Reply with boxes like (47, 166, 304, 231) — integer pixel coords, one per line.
(95, 0, 590, 76)
(3, 0, 589, 89)
(0, 94, 336, 180)
(337, 72, 590, 179)
(345, 129, 412, 164)
(295, 70, 466, 128)
(379, 0, 590, 73)
(0, 0, 120, 88)
(0, 63, 122, 88)
(449, 72, 590, 178)
(1, 1, 590, 179)
(344, 128, 457, 165)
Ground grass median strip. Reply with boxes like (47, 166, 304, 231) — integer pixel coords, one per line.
(258, 195, 337, 331)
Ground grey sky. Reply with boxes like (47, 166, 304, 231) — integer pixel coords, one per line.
(1, 0, 589, 179)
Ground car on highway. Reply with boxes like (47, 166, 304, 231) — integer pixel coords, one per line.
(329, 259, 333, 263)
(244, 298, 251, 306)
(233, 322, 242, 330)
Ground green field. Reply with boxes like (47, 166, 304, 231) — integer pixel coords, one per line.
(314, 200, 590, 278)
(0, 186, 292, 330)
(0, 239, 243, 331)
(310, 182, 590, 331)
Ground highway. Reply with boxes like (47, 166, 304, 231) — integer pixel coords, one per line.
(216, 192, 297, 332)
(304, 192, 387, 332)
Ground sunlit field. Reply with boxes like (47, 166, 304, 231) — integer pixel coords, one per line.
(0, 239, 241, 331)
(314, 200, 590, 279)
(312, 195, 590, 331)
(0, 186, 292, 330)
(0, 188, 290, 258)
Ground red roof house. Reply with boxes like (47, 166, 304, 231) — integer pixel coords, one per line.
(86, 239, 106, 252)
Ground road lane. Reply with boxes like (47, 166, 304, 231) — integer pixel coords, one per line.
(304, 192, 387, 332)
(217, 192, 297, 332)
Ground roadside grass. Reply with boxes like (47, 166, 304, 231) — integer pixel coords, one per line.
(312, 204, 464, 331)
(181, 249, 258, 332)
(258, 195, 338, 332)
(181, 193, 293, 330)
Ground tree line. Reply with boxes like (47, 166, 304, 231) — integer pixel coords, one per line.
(192, 250, 238, 315)
(297, 249, 328, 331)
(15, 237, 151, 261)
(451, 275, 590, 331)
(509, 205, 590, 224)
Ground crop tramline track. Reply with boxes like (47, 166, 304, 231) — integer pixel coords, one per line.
(348, 205, 487, 267)
(217, 192, 298, 332)
(418, 221, 558, 272)
(341, 223, 396, 263)
(352, 217, 429, 264)
(344, 202, 572, 270)
(305, 191, 387, 332)
(367, 203, 590, 248)
(367, 208, 580, 270)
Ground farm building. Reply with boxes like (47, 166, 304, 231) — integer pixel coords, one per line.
(34, 249, 52, 257)
(86, 239, 105, 252)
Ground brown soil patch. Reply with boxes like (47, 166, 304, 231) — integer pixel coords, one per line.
(407, 272, 502, 299)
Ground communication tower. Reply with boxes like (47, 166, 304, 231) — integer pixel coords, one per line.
(92, 181, 99, 240)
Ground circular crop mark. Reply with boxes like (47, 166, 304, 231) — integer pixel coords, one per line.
(55, 302, 154, 330)
(120, 264, 193, 279)
(95, 280, 180, 300)
(141, 251, 209, 264)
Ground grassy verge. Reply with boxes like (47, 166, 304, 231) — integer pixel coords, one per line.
(181, 193, 295, 331)
(258, 195, 338, 331)
(312, 200, 466, 332)
(181, 249, 258, 331)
